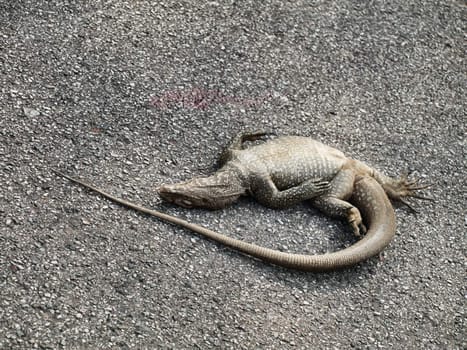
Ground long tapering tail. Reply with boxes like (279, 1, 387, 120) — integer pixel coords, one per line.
(53, 170, 396, 271)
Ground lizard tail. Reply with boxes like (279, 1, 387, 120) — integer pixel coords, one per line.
(53, 170, 396, 272)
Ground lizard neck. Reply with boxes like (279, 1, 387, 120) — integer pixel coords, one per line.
(212, 163, 247, 198)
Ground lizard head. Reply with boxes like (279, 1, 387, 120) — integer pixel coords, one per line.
(158, 170, 245, 210)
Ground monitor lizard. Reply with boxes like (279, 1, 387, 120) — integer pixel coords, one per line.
(53, 131, 430, 271)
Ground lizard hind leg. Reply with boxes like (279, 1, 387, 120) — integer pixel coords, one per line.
(312, 197, 367, 237)
(311, 169, 367, 237)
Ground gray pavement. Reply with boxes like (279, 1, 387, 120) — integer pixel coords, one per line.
(0, 1, 465, 349)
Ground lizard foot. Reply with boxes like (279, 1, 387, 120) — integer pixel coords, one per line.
(348, 207, 367, 237)
(382, 173, 433, 212)
(301, 178, 331, 196)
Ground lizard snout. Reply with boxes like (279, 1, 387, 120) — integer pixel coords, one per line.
(157, 184, 195, 208)
(157, 184, 174, 200)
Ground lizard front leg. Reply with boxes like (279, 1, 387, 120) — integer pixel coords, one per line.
(250, 176, 330, 209)
(311, 169, 366, 236)
(219, 130, 274, 165)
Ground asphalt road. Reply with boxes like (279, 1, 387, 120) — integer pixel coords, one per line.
(1, 1, 465, 349)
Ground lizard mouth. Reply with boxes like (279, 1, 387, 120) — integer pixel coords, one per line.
(174, 198, 194, 208)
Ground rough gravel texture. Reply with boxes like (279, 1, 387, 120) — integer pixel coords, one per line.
(1, 1, 465, 349)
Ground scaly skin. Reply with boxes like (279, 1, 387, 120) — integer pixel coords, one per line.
(53, 133, 429, 271)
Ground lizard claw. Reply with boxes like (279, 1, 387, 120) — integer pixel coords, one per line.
(303, 178, 331, 196)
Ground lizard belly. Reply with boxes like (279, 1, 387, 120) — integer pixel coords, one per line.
(269, 155, 343, 190)
(235, 136, 347, 190)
